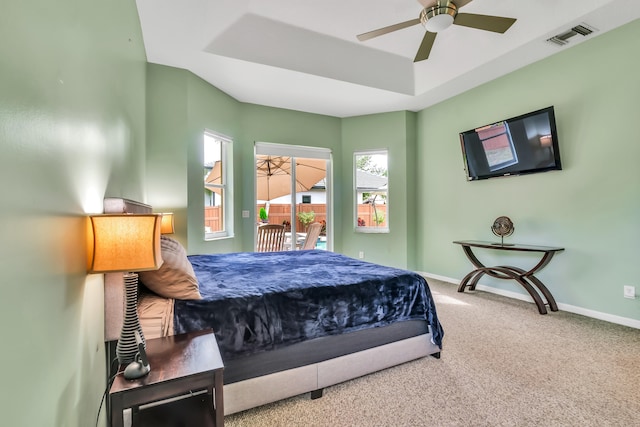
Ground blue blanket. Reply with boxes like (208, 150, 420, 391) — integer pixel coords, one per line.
(174, 250, 443, 359)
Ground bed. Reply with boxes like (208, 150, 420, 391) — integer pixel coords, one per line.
(103, 198, 444, 416)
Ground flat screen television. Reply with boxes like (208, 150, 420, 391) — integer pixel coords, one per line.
(459, 106, 562, 181)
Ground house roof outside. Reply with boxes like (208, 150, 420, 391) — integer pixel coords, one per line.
(356, 170, 387, 191)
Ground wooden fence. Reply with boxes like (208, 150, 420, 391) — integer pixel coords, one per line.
(205, 203, 386, 232)
(356, 204, 387, 227)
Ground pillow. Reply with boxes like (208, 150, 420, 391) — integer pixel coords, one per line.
(138, 236, 202, 300)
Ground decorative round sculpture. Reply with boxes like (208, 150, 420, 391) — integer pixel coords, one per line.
(491, 216, 514, 246)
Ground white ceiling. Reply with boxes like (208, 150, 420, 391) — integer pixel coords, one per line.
(136, 0, 640, 118)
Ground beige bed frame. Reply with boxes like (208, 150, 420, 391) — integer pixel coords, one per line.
(103, 198, 440, 416)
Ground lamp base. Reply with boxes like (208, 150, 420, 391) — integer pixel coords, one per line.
(116, 272, 146, 365)
(124, 357, 151, 380)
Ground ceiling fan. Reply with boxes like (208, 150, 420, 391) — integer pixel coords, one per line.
(357, 0, 517, 62)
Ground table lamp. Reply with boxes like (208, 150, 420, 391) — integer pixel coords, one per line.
(160, 212, 175, 234)
(87, 214, 163, 366)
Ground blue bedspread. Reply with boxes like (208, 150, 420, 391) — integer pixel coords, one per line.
(174, 250, 443, 359)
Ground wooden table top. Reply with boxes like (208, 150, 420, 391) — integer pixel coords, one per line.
(110, 329, 223, 394)
(453, 240, 564, 253)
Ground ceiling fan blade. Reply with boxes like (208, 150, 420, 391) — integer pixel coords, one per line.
(414, 31, 437, 62)
(417, 0, 437, 8)
(454, 0, 475, 8)
(453, 13, 516, 33)
(357, 18, 421, 41)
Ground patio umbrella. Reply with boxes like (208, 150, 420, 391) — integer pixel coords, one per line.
(205, 155, 326, 201)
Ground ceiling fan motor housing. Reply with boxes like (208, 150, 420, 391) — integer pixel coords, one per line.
(421, 1, 458, 32)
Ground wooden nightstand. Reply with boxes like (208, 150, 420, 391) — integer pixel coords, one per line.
(109, 329, 224, 427)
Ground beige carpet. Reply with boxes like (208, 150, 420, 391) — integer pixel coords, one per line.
(224, 279, 640, 426)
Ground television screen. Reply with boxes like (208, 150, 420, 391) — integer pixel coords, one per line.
(459, 106, 562, 181)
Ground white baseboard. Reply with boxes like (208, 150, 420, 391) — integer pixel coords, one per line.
(419, 272, 640, 330)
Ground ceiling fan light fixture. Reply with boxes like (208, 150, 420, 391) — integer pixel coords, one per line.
(421, 4, 458, 33)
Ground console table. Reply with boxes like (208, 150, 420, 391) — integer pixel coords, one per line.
(453, 240, 564, 314)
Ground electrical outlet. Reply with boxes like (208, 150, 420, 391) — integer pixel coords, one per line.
(358, 251, 364, 259)
(623, 286, 636, 299)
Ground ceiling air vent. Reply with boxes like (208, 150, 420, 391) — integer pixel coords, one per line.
(547, 23, 598, 46)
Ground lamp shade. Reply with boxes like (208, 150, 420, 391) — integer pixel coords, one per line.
(160, 213, 175, 234)
(87, 214, 163, 273)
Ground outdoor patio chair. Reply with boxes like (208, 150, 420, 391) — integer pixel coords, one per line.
(257, 224, 286, 252)
(300, 222, 322, 250)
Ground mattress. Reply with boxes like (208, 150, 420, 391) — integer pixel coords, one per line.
(174, 250, 444, 360)
(138, 292, 437, 386)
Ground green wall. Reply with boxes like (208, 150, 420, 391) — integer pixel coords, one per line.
(145, 64, 243, 254)
(145, 64, 190, 246)
(145, 65, 343, 255)
(0, 1, 147, 426)
(341, 112, 417, 268)
(144, 64, 414, 268)
(237, 104, 342, 251)
(416, 19, 640, 322)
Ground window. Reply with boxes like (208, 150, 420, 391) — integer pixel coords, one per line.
(302, 195, 311, 204)
(354, 150, 388, 233)
(204, 132, 233, 240)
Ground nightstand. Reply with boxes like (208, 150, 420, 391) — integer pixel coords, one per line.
(109, 329, 224, 427)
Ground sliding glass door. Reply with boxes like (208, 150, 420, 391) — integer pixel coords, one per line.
(255, 142, 332, 252)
